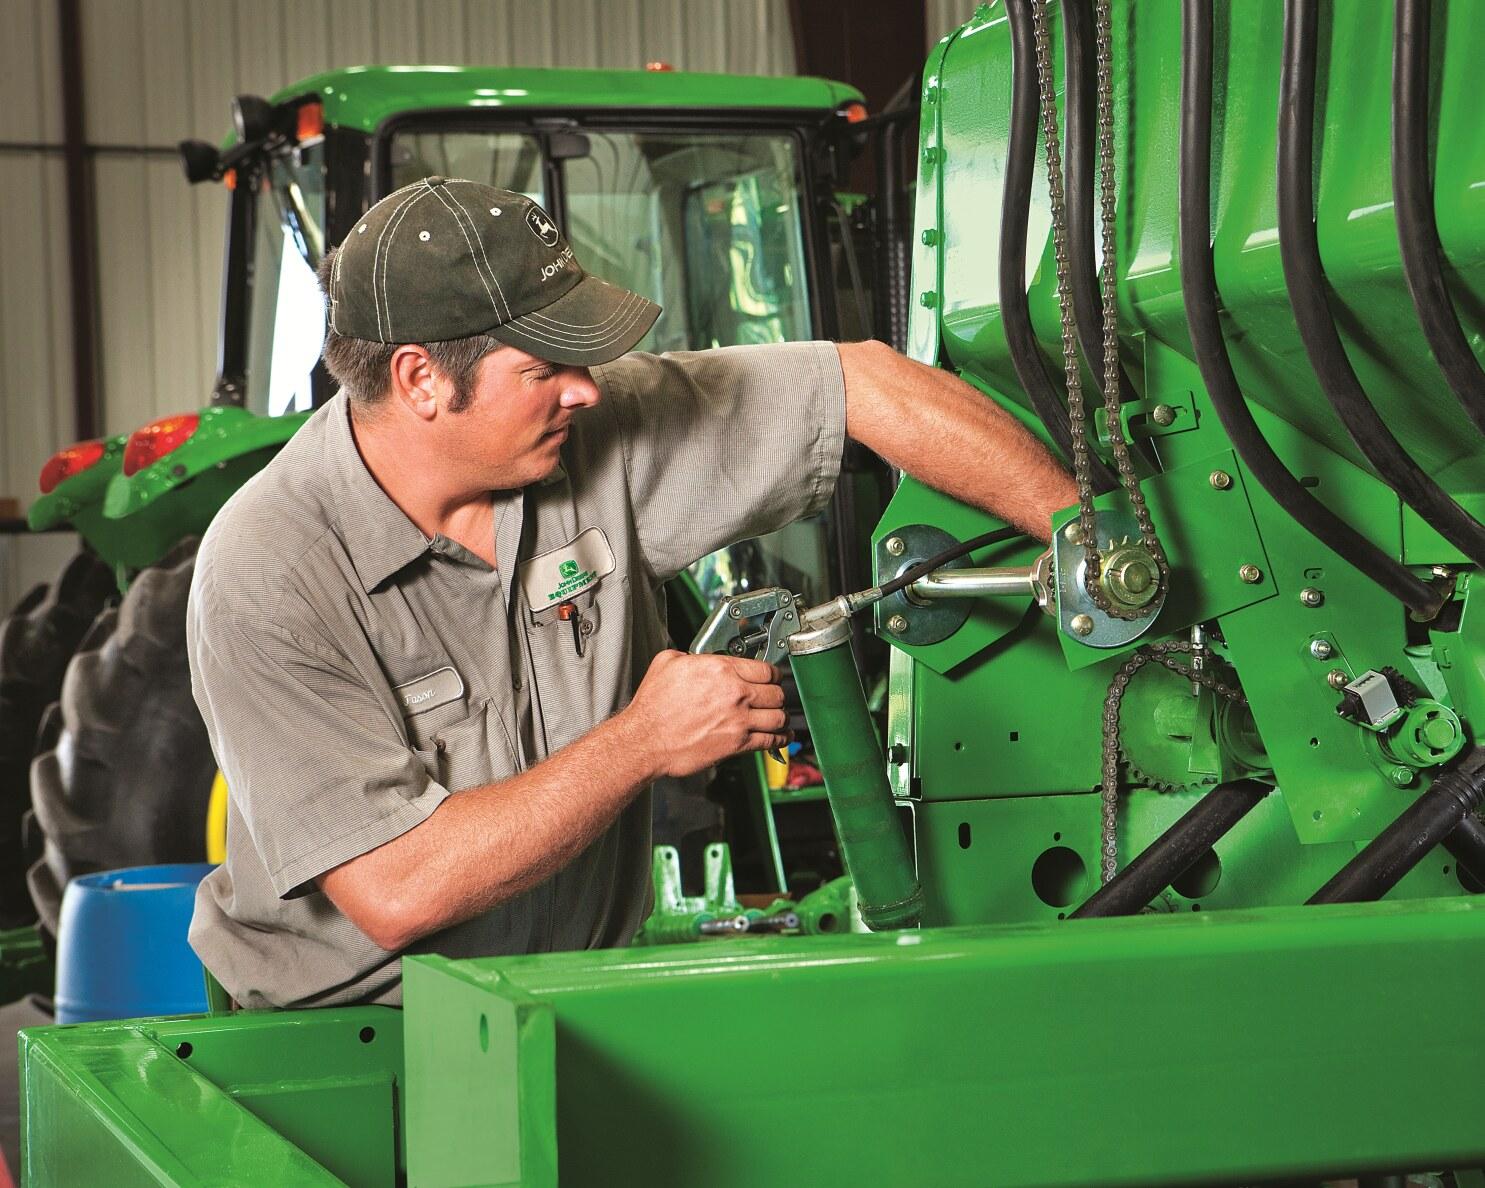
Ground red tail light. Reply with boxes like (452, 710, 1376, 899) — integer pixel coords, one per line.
(39, 440, 106, 493)
(296, 101, 324, 143)
(841, 101, 869, 124)
(122, 413, 201, 476)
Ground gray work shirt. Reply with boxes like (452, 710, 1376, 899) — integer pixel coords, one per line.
(186, 342, 845, 1008)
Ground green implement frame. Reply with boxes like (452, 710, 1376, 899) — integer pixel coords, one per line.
(21, 897, 1485, 1186)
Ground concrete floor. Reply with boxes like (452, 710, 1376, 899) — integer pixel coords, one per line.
(1, 996, 49, 1183)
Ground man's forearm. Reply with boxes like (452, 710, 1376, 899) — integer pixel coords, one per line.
(839, 340, 1077, 541)
(319, 708, 656, 950)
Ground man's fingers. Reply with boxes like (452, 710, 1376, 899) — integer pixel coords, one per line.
(729, 656, 782, 684)
(746, 731, 792, 753)
(748, 708, 788, 733)
(747, 682, 786, 709)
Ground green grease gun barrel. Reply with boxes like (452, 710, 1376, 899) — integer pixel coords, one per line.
(787, 614, 923, 929)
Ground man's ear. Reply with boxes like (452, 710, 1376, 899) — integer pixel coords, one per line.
(388, 345, 440, 421)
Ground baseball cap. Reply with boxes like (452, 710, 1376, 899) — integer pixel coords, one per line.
(326, 176, 661, 366)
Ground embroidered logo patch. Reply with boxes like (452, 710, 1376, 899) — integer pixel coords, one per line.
(519, 527, 616, 607)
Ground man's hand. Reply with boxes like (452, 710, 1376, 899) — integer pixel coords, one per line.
(625, 650, 788, 779)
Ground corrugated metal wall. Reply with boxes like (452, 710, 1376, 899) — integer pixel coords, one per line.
(0, 0, 796, 511)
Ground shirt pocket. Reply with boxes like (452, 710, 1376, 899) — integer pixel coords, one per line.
(428, 699, 516, 793)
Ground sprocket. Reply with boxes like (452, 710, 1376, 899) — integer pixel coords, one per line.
(1117, 659, 1220, 794)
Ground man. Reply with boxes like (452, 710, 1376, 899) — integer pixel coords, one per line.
(187, 177, 1075, 1008)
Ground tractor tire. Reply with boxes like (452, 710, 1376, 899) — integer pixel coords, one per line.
(27, 539, 215, 935)
(0, 549, 116, 927)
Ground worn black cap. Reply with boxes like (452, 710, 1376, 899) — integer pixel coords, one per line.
(327, 176, 660, 366)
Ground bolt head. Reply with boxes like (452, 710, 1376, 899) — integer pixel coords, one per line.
(919, 291, 938, 309)
(1070, 613, 1095, 637)
(885, 536, 906, 556)
(1151, 404, 1177, 427)
(1063, 521, 1086, 545)
(1309, 639, 1333, 660)
(887, 614, 909, 635)
(728, 605, 742, 619)
(1209, 470, 1233, 490)
(1389, 766, 1415, 787)
(1420, 715, 1457, 750)
(1239, 564, 1262, 584)
(1327, 668, 1349, 690)
(1299, 587, 1324, 607)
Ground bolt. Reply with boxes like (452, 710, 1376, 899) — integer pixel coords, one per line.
(1327, 668, 1349, 690)
(887, 743, 909, 765)
(1070, 613, 1095, 637)
(920, 228, 940, 246)
(1389, 766, 1415, 788)
(1063, 521, 1086, 545)
(1432, 565, 1452, 579)
(887, 614, 909, 635)
(1239, 564, 1263, 584)
(1420, 715, 1457, 750)
(1151, 404, 1177, 427)
(1299, 587, 1324, 608)
(1208, 470, 1233, 490)
(1309, 639, 1334, 660)
(885, 536, 906, 556)
(729, 605, 742, 619)
(919, 291, 938, 308)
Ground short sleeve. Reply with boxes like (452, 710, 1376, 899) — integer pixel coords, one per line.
(187, 579, 449, 900)
(594, 342, 847, 581)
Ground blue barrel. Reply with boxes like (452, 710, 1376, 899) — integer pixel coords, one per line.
(54, 862, 216, 1024)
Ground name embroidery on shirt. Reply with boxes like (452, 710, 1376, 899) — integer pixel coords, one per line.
(394, 666, 465, 717)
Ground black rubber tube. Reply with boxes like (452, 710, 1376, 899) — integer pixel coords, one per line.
(1000, 0, 1114, 490)
(1062, 0, 1133, 407)
(1069, 780, 1268, 918)
(1278, 0, 1485, 570)
(1441, 812, 1485, 890)
(1308, 753, 1485, 904)
(1178, 0, 1440, 619)
(1391, 0, 1485, 437)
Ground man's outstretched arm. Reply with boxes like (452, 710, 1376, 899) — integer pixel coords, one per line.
(837, 339, 1078, 541)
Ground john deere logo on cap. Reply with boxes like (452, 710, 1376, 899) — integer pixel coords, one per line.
(526, 206, 560, 247)
(558, 559, 580, 579)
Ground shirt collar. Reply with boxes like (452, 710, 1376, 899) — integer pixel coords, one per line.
(324, 393, 439, 592)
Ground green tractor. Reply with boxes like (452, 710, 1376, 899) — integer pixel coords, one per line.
(1, 63, 911, 1002)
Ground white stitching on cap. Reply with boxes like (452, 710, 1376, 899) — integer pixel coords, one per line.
(519, 289, 647, 333)
(515, 291, 646, 341)
(427, 185, 502, 319)
(379, 186, 436, 342)
(498, 294, 652, 353)
(445, 182, 513, 321)
(369, 186, 423, 341)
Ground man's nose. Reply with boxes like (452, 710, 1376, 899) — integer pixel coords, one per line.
(558, 368, 601, 410)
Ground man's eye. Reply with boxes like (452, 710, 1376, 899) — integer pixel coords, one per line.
(528, 367, 557, 381)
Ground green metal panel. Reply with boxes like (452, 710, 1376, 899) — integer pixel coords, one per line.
(404, 898, 1485, 1186)
(19, 1007, 402, 1187)
(272, 66, 864, 135)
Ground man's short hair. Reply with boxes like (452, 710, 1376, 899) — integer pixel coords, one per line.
(316, 247, 500, 413)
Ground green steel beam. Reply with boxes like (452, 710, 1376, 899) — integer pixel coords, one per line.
(404, 897, 1485, 1187)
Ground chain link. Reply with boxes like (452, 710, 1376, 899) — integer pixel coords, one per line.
(1098, 641, 1248, 883)
(1030, 0, 1166, 620)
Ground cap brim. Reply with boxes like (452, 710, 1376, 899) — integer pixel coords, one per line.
(486, 275, 661, 366)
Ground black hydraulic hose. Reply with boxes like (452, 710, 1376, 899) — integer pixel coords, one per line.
(1069, 780, 1269, 918)
(1000, 0, 1114, 491)
(1392, 0, 1485, 436)
(1062, 0, 1134, 408)
(875, 526, 1025, 601)
(1178, 0, 1441, 619)
(1442, 813, 1485, 890)
(1308, 752, 1485, 904)
(1279, 0, 1485, 570)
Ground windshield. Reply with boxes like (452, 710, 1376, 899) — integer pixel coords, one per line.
(244, 144, 328, 416)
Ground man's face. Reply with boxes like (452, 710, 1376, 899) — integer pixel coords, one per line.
(437, 345, 601, 489)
